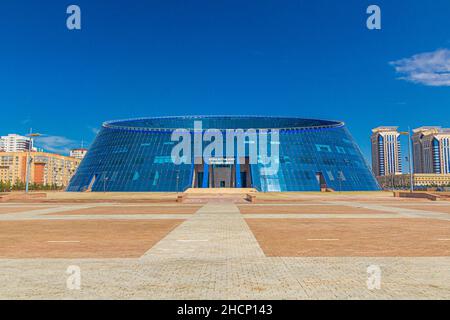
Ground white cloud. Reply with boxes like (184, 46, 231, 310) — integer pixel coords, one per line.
(88, 126, 100, 135)
(390, 49, 450, 87)
(21, 118, 31, 125)
(34, 135, 78, 155)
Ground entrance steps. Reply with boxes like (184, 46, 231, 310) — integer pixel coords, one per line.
(184, 188, 257, 194)
(180, 188, 257, 203)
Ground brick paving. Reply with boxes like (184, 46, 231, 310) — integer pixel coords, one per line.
(0, 219, 184, 258)
(246, 218, 450, 257)
(387, 204, 450, 214)
(48, 205, 201, 215)
(0, 206, 53, 214)
(0, 198, 449, 299)
(238, 204, 390, 214)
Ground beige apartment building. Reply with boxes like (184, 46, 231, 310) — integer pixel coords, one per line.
(0, 152, 81, 188)
(412, 127, 450, 174)
(371, 127, 402, 176)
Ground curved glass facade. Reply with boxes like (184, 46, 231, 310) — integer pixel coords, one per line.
(67, 116, 380, 192)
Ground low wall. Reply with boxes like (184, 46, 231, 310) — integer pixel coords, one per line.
(393, 191, 441, 201)
(0, 191, 179, 203)
(0, 192, 47, 202)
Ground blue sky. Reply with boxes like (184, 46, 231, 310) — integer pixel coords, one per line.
(0, 0, 449, 164)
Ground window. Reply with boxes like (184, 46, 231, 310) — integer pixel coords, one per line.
(315, 144, 332, 152)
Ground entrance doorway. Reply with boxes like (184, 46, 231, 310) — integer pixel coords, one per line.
(316, 172, 328, 190)
(211, 164, 233, 188)
(192, 157, 252, 188)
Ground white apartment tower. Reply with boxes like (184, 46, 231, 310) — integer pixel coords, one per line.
(371, 127, 402, 176)
(70, 148, 88, 160)
(0, 134, 33, 152)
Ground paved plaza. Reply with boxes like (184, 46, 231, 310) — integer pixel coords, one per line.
(0, 193, 449, 299)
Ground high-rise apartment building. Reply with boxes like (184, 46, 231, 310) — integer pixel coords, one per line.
(0, 134, 33, 152)
(70, 148, 88, 160)
(413, 127, 450, 174)
(371, 127, 402, 176)
(0, 152, 81, 187)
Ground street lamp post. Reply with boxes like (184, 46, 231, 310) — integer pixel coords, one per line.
(25, 129, 41, 193)
(176, 170, 180, 194)
(338, 171, 344, 193)
(103, 175, 109, 193)
(400, 128, 414, 193)
(391, 173, 394, 191)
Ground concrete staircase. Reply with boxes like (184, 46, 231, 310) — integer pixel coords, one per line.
(179, 188, 258, 203)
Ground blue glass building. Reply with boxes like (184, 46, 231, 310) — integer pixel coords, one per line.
(67, 116, 380, 192)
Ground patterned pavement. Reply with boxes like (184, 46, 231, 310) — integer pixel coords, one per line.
(0, 199, 449, 299)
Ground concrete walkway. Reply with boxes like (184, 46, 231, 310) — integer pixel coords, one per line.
(142, 202, 265, 260)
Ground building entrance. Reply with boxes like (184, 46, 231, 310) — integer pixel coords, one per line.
(192, 157, 252, 188)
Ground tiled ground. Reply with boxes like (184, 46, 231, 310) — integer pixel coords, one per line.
(387, 204, 450, 214)
(0, 196, 449, 299)
(0, 219, 184, 258)
(238, 204, 390, 214)
(0, 206, 53, 214)
(47, 205, 201, 215)
(246, 218, 450, 256)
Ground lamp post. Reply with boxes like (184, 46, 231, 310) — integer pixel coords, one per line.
(176, 170, 180, 194)
(103, 174, 109, 193)
(399, 128, 414, 193)
(25, 129, 41, 193)
(338, 171, 344, 193)
(391, 173, 394, 191)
